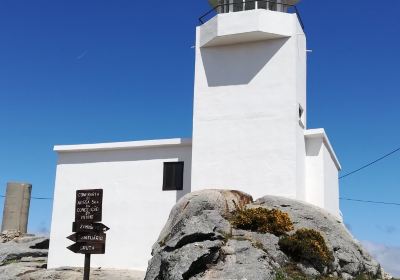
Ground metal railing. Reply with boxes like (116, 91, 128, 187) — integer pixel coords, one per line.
(199, 0, 304, 30)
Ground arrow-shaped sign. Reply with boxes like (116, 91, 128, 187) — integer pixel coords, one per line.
(72, 222, 110, 233)
(67, 232, 106, 243)
(67, 233, 77, 242)
(67, 242, 105, 254)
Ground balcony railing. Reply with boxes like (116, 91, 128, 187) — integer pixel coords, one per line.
(199, 0, 304, 30)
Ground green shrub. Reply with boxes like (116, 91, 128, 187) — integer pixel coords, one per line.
(278, 229, 333, 272)
(353, 274, 380, 280)
(275, 263, 382, 280)
(274, 270, 286, 280)
(229, 207, 294, 236)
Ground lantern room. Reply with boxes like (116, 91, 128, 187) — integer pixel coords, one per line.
(210, 0, 300, 14)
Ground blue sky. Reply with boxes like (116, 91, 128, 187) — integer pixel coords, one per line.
(0, 0, 399, 275)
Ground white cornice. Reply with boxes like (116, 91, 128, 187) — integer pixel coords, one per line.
(54, 138, 192, 153)
(305, 129, 342, 171)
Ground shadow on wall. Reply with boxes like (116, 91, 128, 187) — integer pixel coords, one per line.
(306, 138, 323, 157)
(57, 147, 187, 164)
(177, 154, 191, 202)
(201, 38, 289, 87)
(176, 186, 190, 202)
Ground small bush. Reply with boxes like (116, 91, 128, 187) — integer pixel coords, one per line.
(278, 229, 333, 272)
(353, 274, 380, 280)
(229, 207, 294, 236)
(274, 270, 286, 280)
(275, 263, 344, 280)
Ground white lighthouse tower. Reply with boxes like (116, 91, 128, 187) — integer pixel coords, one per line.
(191, 0, 341, 215)
(192, 0, 307, 199)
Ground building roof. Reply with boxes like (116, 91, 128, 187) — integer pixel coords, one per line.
(54, 138, 192, 153)
(54, 130, 341, 170)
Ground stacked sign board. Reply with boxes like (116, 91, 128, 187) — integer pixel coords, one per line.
(67, 189, 109, 255)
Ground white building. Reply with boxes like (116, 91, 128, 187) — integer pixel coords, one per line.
(48, 0, 341, 271)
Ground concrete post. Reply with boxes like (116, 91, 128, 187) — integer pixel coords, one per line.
(1, 182, 32, 234)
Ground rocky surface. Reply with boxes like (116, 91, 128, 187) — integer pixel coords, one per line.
(0, 235, 48, 275)
(2, 266, 145, 280)
(0, 232, 145, 280)
(145, 190, 393, 280)
(0, 230, 25, 243)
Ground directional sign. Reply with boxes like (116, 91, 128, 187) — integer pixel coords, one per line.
(67, 188, 108, 280)
(67, 242, 105, 255)
(72, 222, 110, 233)
(75, 189, 103, 222)
(67, 232, 106, 243)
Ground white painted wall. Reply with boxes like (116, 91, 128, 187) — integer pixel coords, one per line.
(305, 129, 341, 219)
(191, 9, 307, 201)
(48, 139, 192, 270)
(323, 144, 341, 218)
(305, 136, 325, 208)
(295, 16, 307, 201)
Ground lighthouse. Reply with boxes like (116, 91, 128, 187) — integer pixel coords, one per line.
(48, 1, 341, 270)
(192, 0, 340, 218)
(192, 0, 308, 201)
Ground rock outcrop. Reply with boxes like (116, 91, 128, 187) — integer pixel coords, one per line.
(0, 234, 50, 279)
(0, 232, 145, 280)
(145, 190, 392, 280)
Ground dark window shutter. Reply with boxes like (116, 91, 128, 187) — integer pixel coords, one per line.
(163, 162, 184, 191)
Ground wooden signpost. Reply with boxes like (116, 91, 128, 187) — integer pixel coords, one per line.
(67, 189, 109, 280)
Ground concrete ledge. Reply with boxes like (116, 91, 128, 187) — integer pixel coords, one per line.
(199, 9, 300, 47)
(54, 138, 192, 153)
(305, 129, 342, 171)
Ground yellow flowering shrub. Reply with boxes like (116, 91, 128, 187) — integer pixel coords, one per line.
(229, 207, 294, 236)
(278, 228, 334, 272)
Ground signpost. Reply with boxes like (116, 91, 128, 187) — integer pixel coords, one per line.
(72, 222, 110, 233)
(67, 232, 106, 243)
(67, 189, 109, 280)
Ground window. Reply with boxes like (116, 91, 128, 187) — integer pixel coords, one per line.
(269, 0, 277, 11)
(218, 0, 230, 14)
(163, 162, 184, 191)
(299, 105, 304, 119)
(298, 104, 305, 128)
(245, 0, 255, 10)
(258, 0, 267, 9)
(233, 0, 243, 12)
